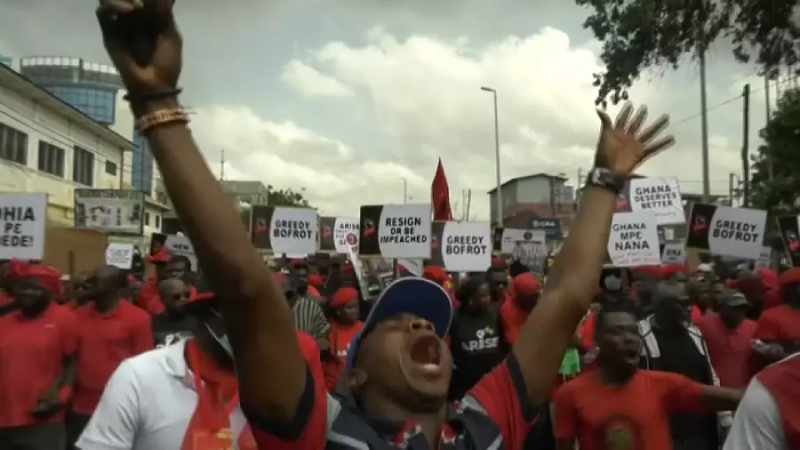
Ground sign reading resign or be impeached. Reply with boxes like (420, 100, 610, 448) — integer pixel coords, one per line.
(0, 193, 47, 260)
(359, 205, 431, 258)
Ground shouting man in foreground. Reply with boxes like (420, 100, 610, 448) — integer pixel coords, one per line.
(94, 1, 676, 448)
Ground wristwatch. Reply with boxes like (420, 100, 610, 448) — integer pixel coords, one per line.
(586, 168, 626, 194)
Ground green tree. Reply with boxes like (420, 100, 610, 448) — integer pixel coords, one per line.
(267, 186, 310, 208)
(751, 88, 800, 215)
(575, 0, 800, 105)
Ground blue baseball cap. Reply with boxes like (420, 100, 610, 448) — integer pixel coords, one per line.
(347, 277, 453, 369)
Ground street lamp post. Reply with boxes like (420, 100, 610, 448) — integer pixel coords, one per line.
(401, 178, 408, 204)
(481, 86, 503, 227)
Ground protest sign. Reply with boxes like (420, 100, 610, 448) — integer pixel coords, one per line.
(530, 218, 563, 241)
(607, 212, 661, 267)
(346, 243, 369, 295)
(320, 217, 359, 253)
(0, 193, 47, 260)
(755, 246, 772, 270)
(397, 259, 424, 276)
(513, 239, 549, 275)
(359, 204, 431, 258)
(165, 234, 197, 271)
(661, 242, 687, 265)
(105, 243, 134, 269)
(778, 216, 800, 266)
(251, 207, 319, 256)
(74, 189, 144, 235)
(500, 229, 546, 255)
(627, 177, 685, 225)
(686, 204, 767, 260)
(430, 222, 491, 272)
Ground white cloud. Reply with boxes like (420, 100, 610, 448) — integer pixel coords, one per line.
(281, 60, 354, 98)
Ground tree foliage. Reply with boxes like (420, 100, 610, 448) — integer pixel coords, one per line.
(267, 186, 310, 208)
(751, 88, 800, 215)
(575, 0, 800, 105)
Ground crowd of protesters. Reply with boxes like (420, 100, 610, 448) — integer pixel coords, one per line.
(0, 1, 798, 449)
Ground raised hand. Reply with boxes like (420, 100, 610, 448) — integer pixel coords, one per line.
(96, 0, 182, 98)
(595, 102, 675, 176)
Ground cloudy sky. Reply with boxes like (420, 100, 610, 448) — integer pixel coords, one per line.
(0, 0, 780, 220)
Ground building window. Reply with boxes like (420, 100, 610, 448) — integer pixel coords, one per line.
(38, 141, 65, 177)
(105, 160, 117, 176)
(144, 211, 150, 226)
(155, 215, 160, 230)
(73, 146, 94, 186)
(0, 122, 28, 165)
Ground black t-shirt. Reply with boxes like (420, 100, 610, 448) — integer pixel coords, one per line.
(151, 313, 195, 347)
(652, 326, 717, 450)
(449, 307, 509, 399)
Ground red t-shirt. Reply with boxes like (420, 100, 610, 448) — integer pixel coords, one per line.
(697, 314, 757, 389)
(322, 321, 364, 391)
(499, 298, 531, 345)
(755, 304, 800, 344)
(72, 301, 153, 415)
(0, 303, 78, 427)
(249, 354, 535, 450)
(554, 370, 706, 450)
(0, 290, 13, 308)
(137, 276, 165, 315)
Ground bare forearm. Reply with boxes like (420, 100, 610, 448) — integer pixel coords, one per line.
(142, 101, 306, 420)
(702, 386, 743, 412)
(513, 187, 616, 405)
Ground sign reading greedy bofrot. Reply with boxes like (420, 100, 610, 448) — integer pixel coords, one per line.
(251, 206, 319, 255)
(430, 222, 491, 271)
(686, 204, 767, 260)
(359, 204, 431, 258)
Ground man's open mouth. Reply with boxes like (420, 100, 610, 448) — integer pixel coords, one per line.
(408, 334, 442, 374)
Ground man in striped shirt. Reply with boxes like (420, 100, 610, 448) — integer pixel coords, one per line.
(287, 262, 330, 345)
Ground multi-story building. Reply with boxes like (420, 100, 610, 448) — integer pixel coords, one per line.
(488, 173, 576, 239)
(0, 55, 11, 68)
(19, 56, 169, 239)
(0, 63, 131, 226)
(221, 180, 271, 206)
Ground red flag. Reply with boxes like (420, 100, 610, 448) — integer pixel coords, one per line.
(431, 158, 453, 221)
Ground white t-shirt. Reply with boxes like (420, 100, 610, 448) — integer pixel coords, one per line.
(76, 339, 249, 450)
(723, 378, 787, 450)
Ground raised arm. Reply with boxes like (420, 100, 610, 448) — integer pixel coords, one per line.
(95, 0, 306, 423)
(512, 104, 674, 406)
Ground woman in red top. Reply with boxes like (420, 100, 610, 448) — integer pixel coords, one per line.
(323, 287, 364, 392)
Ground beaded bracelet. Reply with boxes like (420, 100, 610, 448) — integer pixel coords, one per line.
(135, 108, 191, 133)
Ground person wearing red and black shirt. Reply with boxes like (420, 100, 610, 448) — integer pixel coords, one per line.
(500, 273, 541, 345)
(755, 268, 800, 359)
(67, 265, 153, 449)
(93, 5, 677, 447)
(0, 262, 77, 450)
(137, 254, 192, 315)
(697, 292, 757, 389)
(554, 304, 742, 450)
(322, 287, 364, 392)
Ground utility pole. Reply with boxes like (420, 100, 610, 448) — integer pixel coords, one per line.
(700, 48, 711, 200)
(742, 83, 750, 207)
(466, 189, 472, 221)
(220, 149, 225, 181)
(729, 173, 737, 207)
(765, 71, 774, 180)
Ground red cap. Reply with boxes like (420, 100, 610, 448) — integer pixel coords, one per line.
(6, 261, 63, 296)
(423, 266, 448, 286)
(512, 273, 541, 297)
(491, 257, 507, 270)
(779, 268, 800, 287)
(329, 287, 359, 309)
(147, 247, 171, 264)
(308, 274, 324, 289)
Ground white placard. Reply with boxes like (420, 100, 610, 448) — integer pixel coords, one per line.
(0, 193, 47, 260)
(661, 242, 687, 265)
(397, 259, 424, 276)
(628, 177, 685, 225)
(74, 189, 144, 234)
(164, 234, 198, 272)
(334, 217, 360, 254)
(105, 243, 134, 269)
(607, 212, 661, 267)
(500, 229, 546, 255)
(755, 246, 772, 269)
(441, 222, 491, 272)
(708, 207, 766, 260)
(379, 205, 431, 258)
